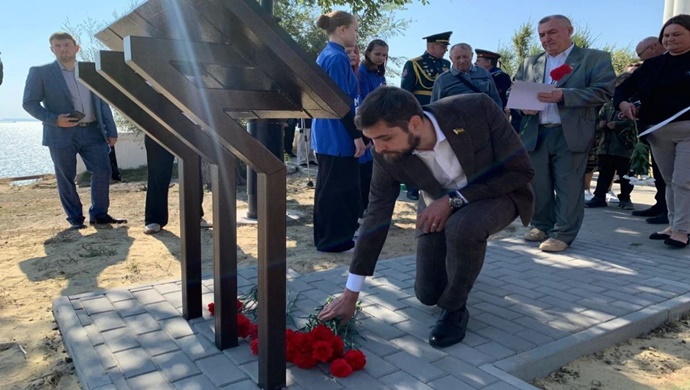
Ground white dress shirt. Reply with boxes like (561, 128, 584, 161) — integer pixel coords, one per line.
(346, 111, 467, 292)
(540, 43, 574, 125)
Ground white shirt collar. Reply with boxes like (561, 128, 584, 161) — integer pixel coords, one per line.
(547, 43, 575, 61)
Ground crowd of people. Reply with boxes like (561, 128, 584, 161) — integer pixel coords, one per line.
(21, 12, 690, 351)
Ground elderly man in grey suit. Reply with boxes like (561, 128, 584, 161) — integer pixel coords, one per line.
(318, 87, 534, 348)
(514, 15, 615, 252)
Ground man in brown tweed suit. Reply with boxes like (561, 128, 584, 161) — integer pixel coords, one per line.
(319, 87, 534, 348)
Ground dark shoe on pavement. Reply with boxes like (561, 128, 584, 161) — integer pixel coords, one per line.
(646, 214, 669, 225)
(618, 200, 634, 210)
(69, 222, 86, 230)
(632, 206, 662, 217)
(664, 237, 689, 248)
(90, 214, 127, 225)
(429, 308, 470, 348)
(649, 232, 671, 240)
(586, 196, 607, 208)
(406, 189, 419, 201)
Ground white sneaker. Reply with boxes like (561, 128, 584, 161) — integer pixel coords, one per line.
(144, 223, 161, 234)
(606, 191, 619, 203)
(584, 190, 594, 202)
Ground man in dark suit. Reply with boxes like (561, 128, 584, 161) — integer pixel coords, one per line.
(514, 15, 615, 252)
(318, 87, 534, 348)
(400, 31, 452, 201)
(23, 32, 125, 229)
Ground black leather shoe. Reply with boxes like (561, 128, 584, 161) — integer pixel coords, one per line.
(632, 206, 662, 217)
(664, 237, 689, 248)
(649, 232, 671, 240)
(406, 189, 419, 201)
(429, 309, 470, 348)
(69, 222, 86, 230)
(90, 214, 127, 225)
(586, 196, 607, 208)
(646, 214, 670, 225)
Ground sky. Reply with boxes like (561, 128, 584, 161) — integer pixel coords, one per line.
(0, 0, 666, 120)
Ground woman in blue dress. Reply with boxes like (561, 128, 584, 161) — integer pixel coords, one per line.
(312, 11, 365, 252)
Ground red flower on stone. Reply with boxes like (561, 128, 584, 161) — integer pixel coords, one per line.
(549, 64, 572, 82)
(311, 340, 334, 363)
(331, 336, 344, 361)
(293, 352, 318, 369)
(237, 313, 253, 339)
(330, 358, 354, 378)
(207, 302, 215, 316)
(309, 325, 334, 342)
(343, 350, 366, 371)
(250, 338, 259, 355)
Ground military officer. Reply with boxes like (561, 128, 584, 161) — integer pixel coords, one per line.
(400, 31, 452, 200)
(474, 49, 511, 108)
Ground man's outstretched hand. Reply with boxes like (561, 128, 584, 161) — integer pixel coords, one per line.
(317, 288, 360, 323)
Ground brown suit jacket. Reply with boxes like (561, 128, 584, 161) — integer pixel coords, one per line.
(350, 93, 535, 276)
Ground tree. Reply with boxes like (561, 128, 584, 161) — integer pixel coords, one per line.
(302, 0, 425, 18)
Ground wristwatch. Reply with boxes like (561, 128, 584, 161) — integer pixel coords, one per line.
(448, 190, 466, 210)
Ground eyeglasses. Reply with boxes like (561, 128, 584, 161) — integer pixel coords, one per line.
(637, 45, 652, 59)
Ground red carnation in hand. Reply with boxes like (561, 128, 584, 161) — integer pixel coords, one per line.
(250, 338, 259, 355)
(343, 350, 366, 371)
(330, 358, 354, 378)
(549, 64, 572, 82)
(207, 302, 215, 316)
(237, 313, 253, 339)
(312, 340, 335, 363)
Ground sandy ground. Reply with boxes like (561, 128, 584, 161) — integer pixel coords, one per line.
(0, 166, 688, 389)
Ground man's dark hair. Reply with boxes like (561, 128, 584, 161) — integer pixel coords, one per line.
(354, 86, 424, 131)
(660, 14, 690, 44)
(538, 14, 572, 27)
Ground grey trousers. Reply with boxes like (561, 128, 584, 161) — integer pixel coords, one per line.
(529, 125, 588, 245)
(297, 127, 315, 165)
(414, 195, 518, 312)
(647, 120, 690, 233)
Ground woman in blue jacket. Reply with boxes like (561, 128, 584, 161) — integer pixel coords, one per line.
(312, 11, 365, 252)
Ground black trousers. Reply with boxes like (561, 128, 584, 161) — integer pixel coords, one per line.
(359, 160, 373, 218)
(109, 146, 122, 181)
(651, 150, 668, 211)
(593, 155, 633, 202)
(144, 135, 204, 227)
(415, 195, 518, 311)
(313, 153, 360, 252)
(284, 126, 296, 154)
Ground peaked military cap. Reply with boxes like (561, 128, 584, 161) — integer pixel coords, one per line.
(423, 31, 452, 45)
(475, 49, 501, 59)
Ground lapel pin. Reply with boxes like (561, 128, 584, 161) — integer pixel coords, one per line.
(453, 128, 465, 135)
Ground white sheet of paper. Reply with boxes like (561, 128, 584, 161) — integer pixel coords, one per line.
(638, 106, 690, 137)
(506, 81, 555, 111)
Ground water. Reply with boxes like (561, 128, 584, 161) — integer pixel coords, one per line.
(0, 122, 54, 179)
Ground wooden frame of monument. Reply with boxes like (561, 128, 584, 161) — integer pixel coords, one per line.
(75, 0, 352, 388)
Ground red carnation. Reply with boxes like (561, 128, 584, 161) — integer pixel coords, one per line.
(312, 340, 334, 363)
(237, 299, 244, 312)
(237, 313, 253, 339)
(331, 336, 344, 360)
(343, 350, 366, 371)
(293, 352, 318, 369)
(250, 338, 259, 355)
(330, 358, 353, 378)
(207, 302, 215, 316)
(309, 325, 334, 341)
(549, 64, 572, 82)
(249, 323, 258, 340)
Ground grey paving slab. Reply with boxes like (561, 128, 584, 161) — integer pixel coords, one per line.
(54, 187, 690, 389)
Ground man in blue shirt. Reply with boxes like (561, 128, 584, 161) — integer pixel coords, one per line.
(431, 43, 502, 108)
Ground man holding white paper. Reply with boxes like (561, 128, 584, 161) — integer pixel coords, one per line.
(513, 15, 615, 252)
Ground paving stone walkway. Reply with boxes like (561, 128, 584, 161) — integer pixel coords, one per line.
(54, 191, 690, 389)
